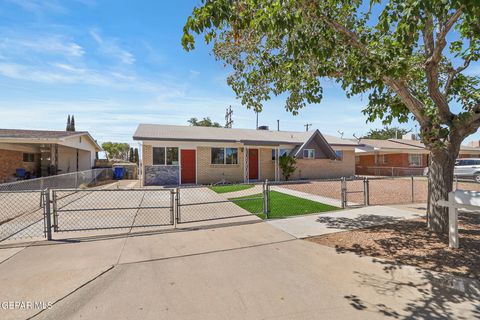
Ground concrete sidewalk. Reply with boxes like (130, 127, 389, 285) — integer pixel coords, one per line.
(267, 205, 423, 238)
(0, 209, 477, 320)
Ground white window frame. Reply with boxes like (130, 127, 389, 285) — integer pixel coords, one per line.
(408, 154, 423, 167)
(152, 147, 179, 166)
(211, 147, 239, 165)
(303, 149, 315, 159)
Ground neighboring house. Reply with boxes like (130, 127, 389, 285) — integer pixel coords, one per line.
(355, 135, 480, 176)
(0, 129, 102, 183)
(133, 124, 357, 185)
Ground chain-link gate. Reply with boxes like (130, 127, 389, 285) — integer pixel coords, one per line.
(51, 188, 175, 232)
(176, 183, 267, 223)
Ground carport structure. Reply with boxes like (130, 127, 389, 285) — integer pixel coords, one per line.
(0, 129, 101, 183)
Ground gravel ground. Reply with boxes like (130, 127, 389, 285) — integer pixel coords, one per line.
(307, 212, 480, 280)
(281, 178, 480, 205)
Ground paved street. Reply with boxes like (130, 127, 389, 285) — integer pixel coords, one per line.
(0, 213, 478, 320)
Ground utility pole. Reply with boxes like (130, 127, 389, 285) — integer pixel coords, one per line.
(255, 110, 259, 129)
(277, 120, 280, 131)
(304, 123, 312, 131)
(225, 106, 233, 128)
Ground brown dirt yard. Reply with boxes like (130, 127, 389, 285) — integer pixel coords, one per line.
(307, 212, 480, 280)
(281, 178, 480, 205)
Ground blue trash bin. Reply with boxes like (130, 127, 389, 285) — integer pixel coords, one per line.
(114, 167, 124, 180)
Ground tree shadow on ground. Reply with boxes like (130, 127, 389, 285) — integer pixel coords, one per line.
(316, 214, 404, 230)
(317, 212, 480, 319)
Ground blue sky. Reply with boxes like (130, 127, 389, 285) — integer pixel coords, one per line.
(0, 0, 478, 146)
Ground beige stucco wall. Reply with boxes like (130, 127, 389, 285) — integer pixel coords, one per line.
(197, 146, 245, 184)
(291, 149, 355, 180)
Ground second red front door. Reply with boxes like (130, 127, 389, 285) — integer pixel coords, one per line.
(181, 149, 196, 184)
(248, 149, 259, 180)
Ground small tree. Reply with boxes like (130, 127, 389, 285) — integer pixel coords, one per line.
(101, 142, 130, 161)
(134, 148, 139, 165)
(129, 147, 135, 163)
(362, 127, 411, 140)
(279, 155, 296, 181)
(188, 117, 222, 127)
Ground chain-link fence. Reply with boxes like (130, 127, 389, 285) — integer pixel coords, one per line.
(0, 168, 114, 192)
(0, 190, 46, 241)
(356, 166, 426, 177)
(52, 189, 174, 232)
(177, 183, 265, 223)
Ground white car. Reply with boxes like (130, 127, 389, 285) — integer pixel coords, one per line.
(423, 158, 480, 183)
(454, 158, 480, 183)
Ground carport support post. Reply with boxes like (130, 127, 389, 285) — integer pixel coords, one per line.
(448, 192, 459, 248)
(44, 189, 52, 240)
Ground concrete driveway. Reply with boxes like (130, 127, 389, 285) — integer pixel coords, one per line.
(0, 215, 478, 320)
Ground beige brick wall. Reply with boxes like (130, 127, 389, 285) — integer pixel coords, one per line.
(197, 146, 245, 184)
(291, 150, 355, 180)
(259, 148, 275, 180)
(143, 144, 153, 166)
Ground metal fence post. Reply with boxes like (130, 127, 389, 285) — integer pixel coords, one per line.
(43, 189, 52, 240)
(363, 177, 370, 206)
(171, 189, 176, 228)
(52, 190, 58, 232)
(175, 187, 180, 226)
(341, 177, 346, 209)
(263, 179, 270, 218)
(411, 175, 415, 203)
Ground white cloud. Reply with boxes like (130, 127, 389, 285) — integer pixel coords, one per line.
(0, 36, 84, 58)
(90, 29, 135, 65)
(7, 0, 66, 15)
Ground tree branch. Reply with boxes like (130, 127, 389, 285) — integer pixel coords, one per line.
(444, 58, 471, 94)
(319, 14, 430, 127)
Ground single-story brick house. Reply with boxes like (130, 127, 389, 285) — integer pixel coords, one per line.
(133, 124, 358, 185)
(0, 129, 101, 183)
(355, 135, 480, 176)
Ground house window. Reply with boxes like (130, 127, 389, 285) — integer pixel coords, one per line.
(355, 156, 360, 164)
(375, 154, 387, 165)
(272, 149, 288, 160)
(166, 147, 179, 165)
(409, 154, 423, 166)
(335, 150, 343, 161)
(211, 148, 238, 165)
(153, 147, 178, 165)
(23, 153, 35, 162)
(303, 149, 315, 159)
(225, 148, 238, 164)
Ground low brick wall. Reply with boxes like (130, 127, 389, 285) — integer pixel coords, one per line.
(144, 165, 179, 185)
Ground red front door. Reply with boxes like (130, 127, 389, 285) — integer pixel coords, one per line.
(181, 149, 196, 184)
(248, 149, 259, 180)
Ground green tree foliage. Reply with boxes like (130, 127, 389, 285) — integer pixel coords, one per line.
(362, 127, 411, 140)
(129, 147, 135, 163)
(182, 0, 480, 233)
(101, 142, 131, 161)
(134, 148, 139, 165)
(279, 154, 296, 181)
(188, 117, 222, 127)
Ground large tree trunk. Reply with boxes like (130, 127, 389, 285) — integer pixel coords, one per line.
(426, 147, 458, 233)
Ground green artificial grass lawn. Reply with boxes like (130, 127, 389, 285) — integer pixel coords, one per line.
(210, 184, 255, 194)
(229, 191, 340, 219)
